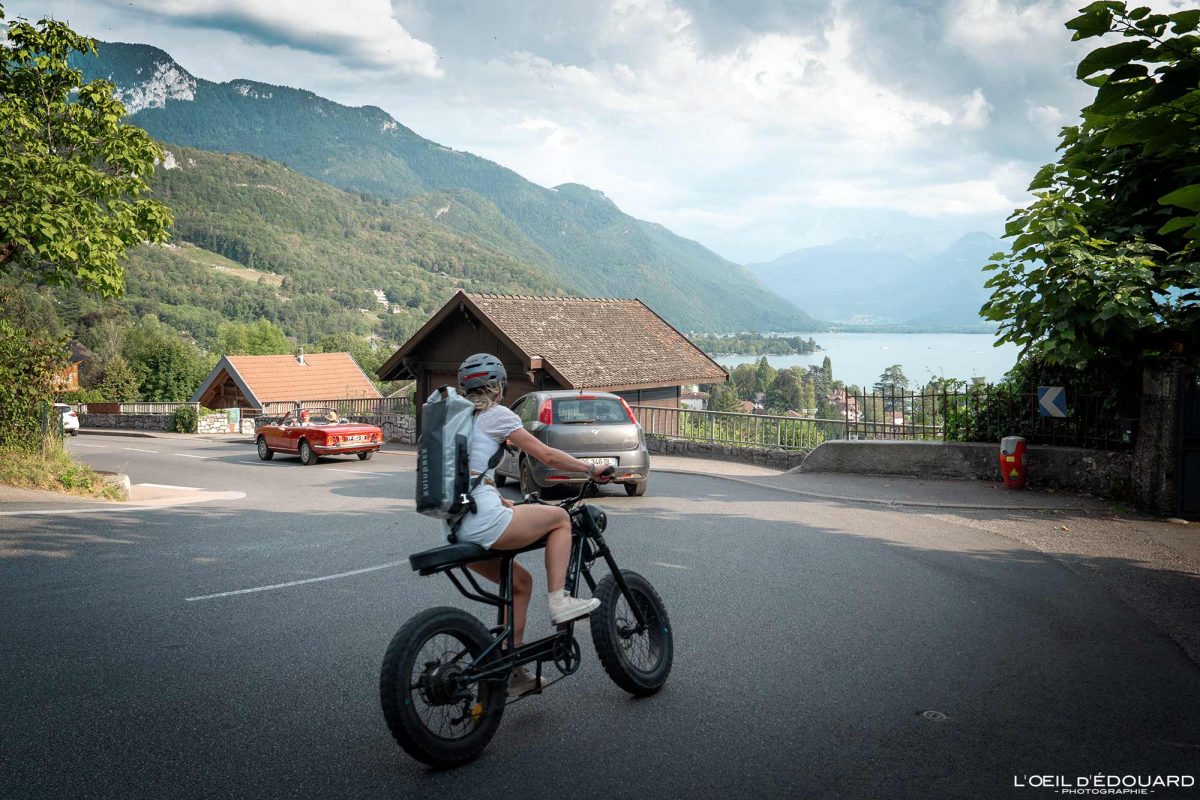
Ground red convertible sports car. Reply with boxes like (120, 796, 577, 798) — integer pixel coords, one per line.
(255, 407, 384, 465)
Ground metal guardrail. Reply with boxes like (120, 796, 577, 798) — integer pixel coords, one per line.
(70, 402, 200, 415)
(630, 405, 842, 451)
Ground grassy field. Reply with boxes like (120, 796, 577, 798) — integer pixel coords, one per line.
(0, 447, 125, 500)
(168, 242, 285, 287)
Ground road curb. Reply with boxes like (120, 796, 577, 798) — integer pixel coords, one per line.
(652, 467, 1091, 512)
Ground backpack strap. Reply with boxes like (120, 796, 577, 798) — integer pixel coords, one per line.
(447, 441, 506, 544)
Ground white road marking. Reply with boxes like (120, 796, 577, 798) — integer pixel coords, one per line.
(137, 483, 201, 491)
(72, 443, 106, 448)
(185, 560, 408, 602)
(0, 491, 246, 516)
(325, 469, 395, 477)
(652, 562, 690, 570)
(124, 447, 159, 453)
(175, 453, 213, 460)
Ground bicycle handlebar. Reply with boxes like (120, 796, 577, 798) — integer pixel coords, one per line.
(518, 466, 615, 509)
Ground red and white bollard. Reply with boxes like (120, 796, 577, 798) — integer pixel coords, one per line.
(1000, 435, 1027, 490)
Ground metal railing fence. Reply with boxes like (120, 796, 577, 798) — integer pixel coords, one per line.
(632, 385, 1134, 453)
(258, 396, 413, 418)
(631, 405, 843, 451)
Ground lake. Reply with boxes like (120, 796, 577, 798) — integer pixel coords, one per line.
(713, 333, 1020, 389)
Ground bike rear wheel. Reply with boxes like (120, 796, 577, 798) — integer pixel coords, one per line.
(590, 570, 672, 696)
(379, 607, 505, 767)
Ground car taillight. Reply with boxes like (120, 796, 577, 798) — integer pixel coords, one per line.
(67, 411, 77, 418)
(537, 399, 553, 425)
(618, 397, 637, 425)
(330, 435, 341, 444)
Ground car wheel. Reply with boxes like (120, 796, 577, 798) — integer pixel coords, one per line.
(69, 430, 78, 437)
(357, 451, 374, 461)
(299, 439, 318, 466)
(257, 437, 274, 461)
(519, 458, 539, 496)
(625, 479, 647, 497)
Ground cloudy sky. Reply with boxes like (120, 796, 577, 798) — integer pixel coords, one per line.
(7, 1, 1191, 262)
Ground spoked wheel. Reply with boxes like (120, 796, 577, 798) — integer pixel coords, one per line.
(380, 607, 505, 767)
(590, 570, 672, 696)
(299, 439, 318, 466)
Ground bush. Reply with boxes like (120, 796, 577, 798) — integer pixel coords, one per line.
(0, 447, 124, 499)
(171, 405, 199, 433)
(0, 318, 68, 452)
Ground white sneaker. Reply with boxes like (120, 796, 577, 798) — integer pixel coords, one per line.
(507, 666, 543, 699)
(548, 592, 601, 625)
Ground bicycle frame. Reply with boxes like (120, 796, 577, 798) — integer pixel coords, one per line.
(432, 487, 649, 689)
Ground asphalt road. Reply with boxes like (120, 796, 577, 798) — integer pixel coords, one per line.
(3, 434, 1199, 799)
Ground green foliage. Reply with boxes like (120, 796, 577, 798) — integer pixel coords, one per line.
(170, 404, 198, 433)
(0, 8, 171, 296)
(215, 318, 290, 355)
(0, 445, 124, 498)
(690, 333, 819, 356)
(121, 316, 210, 401)
(97, 352, 140, 401)
(983, 1, 1200, 373)
(754, 356, 776, 397)
(706, 383, 743, 413)
(0, 315, 67, 451)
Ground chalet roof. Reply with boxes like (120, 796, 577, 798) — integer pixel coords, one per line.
(379, 291, 727, 390)
(191, 352, 381, 408)
(68, 341, 95, 364)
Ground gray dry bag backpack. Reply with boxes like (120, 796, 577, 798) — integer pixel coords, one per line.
(415, 386, 504, 537)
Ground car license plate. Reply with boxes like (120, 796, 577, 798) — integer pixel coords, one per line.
(581, 457, 616, 466)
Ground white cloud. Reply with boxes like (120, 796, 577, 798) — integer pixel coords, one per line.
(102, 0, 441, 76)
(960, 89, 992, 130)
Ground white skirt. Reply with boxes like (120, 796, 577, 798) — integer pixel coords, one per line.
(450, 484, 512, 549)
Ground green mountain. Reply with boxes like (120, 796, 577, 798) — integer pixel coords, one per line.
(121, 144, 566, 348)
(75, 42, 814, 333)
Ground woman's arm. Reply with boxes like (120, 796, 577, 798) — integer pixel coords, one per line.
(507, 428, 610, 480)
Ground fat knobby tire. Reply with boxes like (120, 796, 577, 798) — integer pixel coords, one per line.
(589, 570, 673, 696)
(379, 607, 505, 767)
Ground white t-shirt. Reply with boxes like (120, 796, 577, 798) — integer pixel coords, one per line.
(470, 405, 522, 478)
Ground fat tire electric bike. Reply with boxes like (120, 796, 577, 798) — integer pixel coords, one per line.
(379, 478, 673, 767)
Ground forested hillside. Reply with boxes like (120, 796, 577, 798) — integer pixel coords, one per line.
(74, 42, 814, 332)
(123, 144, 566, 347)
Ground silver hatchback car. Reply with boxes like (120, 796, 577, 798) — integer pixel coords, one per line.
(495, 390, 650, 496)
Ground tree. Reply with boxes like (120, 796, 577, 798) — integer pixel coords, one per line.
(754, 356, 776, 398)
(707, 383, 743, 413)
(0, 7, 172, 296)
(122, 317, 210, 401)
(874, 364, 909, 412)
(982, 2, 1200, 373)
(216, 319, 290, 356)
(766, 369, 803, 413)
(97, 353, 140, 402)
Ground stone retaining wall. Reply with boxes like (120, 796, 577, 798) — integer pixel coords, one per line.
(198, 413, 232, 434)
(253, 413, 416, 444)
(646, 436, 808, 470)
(799, 440, 1133, 499)
(79, 412, 172, 431)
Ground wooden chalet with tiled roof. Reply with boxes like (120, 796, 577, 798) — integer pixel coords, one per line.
(191, 352, 381, 412)
(377, 291, 728, 429)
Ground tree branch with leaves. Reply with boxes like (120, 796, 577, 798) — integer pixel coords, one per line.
(982, 1, 1200, 371)
(0, 4, 172, 297)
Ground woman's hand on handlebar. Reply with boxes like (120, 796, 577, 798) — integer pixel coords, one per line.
(591, 465, 616, 484)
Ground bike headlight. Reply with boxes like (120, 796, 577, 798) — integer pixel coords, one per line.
(584, 504, 607, 534)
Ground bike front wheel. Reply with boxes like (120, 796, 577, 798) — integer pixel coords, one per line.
(590, 570, 673, 696)
(379, 607, 506, 767)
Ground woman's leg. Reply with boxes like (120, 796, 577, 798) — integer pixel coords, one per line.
(466, 559, 532, 646)
(491, 504, 573, 592)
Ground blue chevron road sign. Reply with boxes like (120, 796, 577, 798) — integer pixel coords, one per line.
(1037, 386, 1067, 418)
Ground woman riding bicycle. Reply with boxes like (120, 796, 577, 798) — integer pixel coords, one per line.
(453, 353, 611, 696)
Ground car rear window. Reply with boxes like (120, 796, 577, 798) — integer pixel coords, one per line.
(552, 398, 630, 425)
